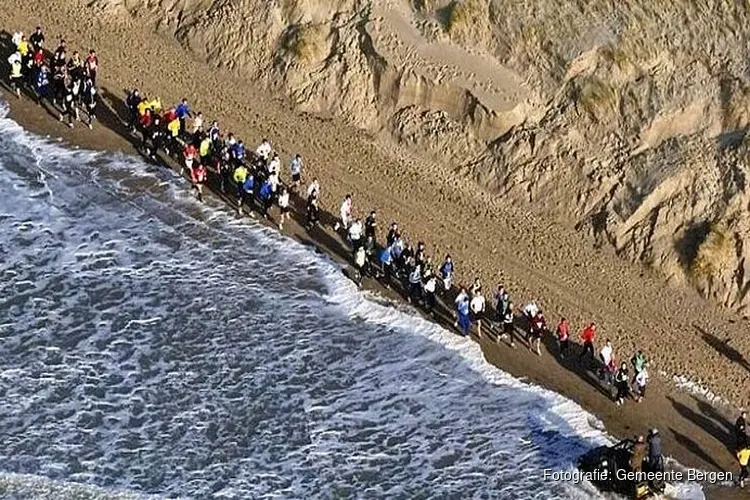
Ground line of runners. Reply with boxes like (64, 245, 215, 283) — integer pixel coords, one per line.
(7, 28, 99, 128)
(5, 25, 749, 487)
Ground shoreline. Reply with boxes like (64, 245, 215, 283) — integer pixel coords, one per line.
(0, 3, 749, 498)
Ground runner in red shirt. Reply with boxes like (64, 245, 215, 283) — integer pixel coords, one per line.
(183, 143, 197, 176)
(84, 49, 99, 84)
(579, 322, 596, 363)
(190, 160, 207, 202)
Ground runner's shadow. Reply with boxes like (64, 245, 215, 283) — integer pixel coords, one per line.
(695, 324, 750, 374)
(668, 396, 735, 455)
(692, 395, 736, 436)
(669, 427, 725, 471)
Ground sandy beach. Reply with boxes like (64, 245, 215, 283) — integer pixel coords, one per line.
(2, 1, 750, 498)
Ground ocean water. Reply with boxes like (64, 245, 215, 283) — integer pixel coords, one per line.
(0, 100, 699, 500)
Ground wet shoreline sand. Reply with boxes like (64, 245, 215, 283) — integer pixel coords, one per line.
(0, 2, 749, 498)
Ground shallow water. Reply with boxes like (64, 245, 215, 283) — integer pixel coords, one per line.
(0, 100, 694, 500)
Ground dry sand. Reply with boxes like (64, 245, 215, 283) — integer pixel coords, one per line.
(1, 1, 750, 498)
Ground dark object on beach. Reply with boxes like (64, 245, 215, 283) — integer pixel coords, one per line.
(578, 439, 666, 499)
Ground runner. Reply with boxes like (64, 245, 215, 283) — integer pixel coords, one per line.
(529, 309, 546, 355)
(166, 113, 180, 156)
(232, 163, 249, 214)
(58, 81, 76, 128)
(277, 186, 290, 230)
(231, 140, 246, 167)
(353, 245, 367, 288)
(208, 121, 220, 143)
(334, 194, 353, 232)
(8, 52, 23, 98)
(630, 349, 647, 388)
(29, 26, 45, 52)
(386, 222, 399, 247)
(15, 34, 29, 61)
(407, 264, 422, 305)
(307, 177, 320, 200)
(190, 160, 207, 202)
(34, 65, 50, 105)
(241, 173, 255, 215)
(147, 115, 167, 160)
(191, 111, 204, 137)
(348, 218, 363, 250)
(634, 367, 648, 402)
(365, 210, 377, 244)
(423, 272, 437, 315)
(199, 134, 212, 163)
(555, 317, 570, 357)
(126, 89, 142, 132)
(500, 302, 516, 347)
(289, 154, 303, 191)
(614, 362, 630, 406)
(579, 322, 596, 363)
(52, 39, 67, 70)
(255, 138, 272, 164)
(737, 411, 748, 450)
(439, 254, 454, 294)
(494, 285, 510, 320)
(84, 49, 99, 85)
(183, 142, 198, 177)
(379, 243, 394, 287)
(598, 340, 614, 384)
(457, 293, 471, 337)
(306, 186, 320, 228)
(173, 99, 189, 135)
(738, 445, 750, 488)
(453, 286, 468, 327)
(470, 288, 487, 338)
(259, 179, 274, 218)
(522, 300, 539, 326)
(81, 76, 97, 129)
(268, 153, 281, 176)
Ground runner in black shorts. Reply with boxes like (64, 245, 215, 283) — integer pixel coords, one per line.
(289, 154, 302, 192)
(501, 302, 516, 347)
(277, 186, 290, 230)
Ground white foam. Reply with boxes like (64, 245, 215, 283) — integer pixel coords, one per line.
(0, 471, 158, 499)
(670, 374, 728, 407)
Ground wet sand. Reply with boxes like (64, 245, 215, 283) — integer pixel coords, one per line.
(0, 3, 749, 498)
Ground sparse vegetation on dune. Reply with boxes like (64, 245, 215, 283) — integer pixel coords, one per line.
(690, 223, 735, 280)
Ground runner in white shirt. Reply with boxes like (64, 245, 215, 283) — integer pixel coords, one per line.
(523, 301, 539, 320)
(277, 186, 290, 230)
(256, 139, 272, 162)
(599, 340, 614, 384)
(348, 218, 363, 250)
(289, 154, 303, 190)
(307, 178, 320, 199)
(470, 291, 486, 338)
(268, 171, 280, 194)
(634, 368, 648, 402)
(424, 274, 437, 314)
(191, 112, 204, 135)
(334, 194, 353, 232)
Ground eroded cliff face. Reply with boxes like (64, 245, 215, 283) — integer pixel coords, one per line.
(89, 0, 750, 312)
